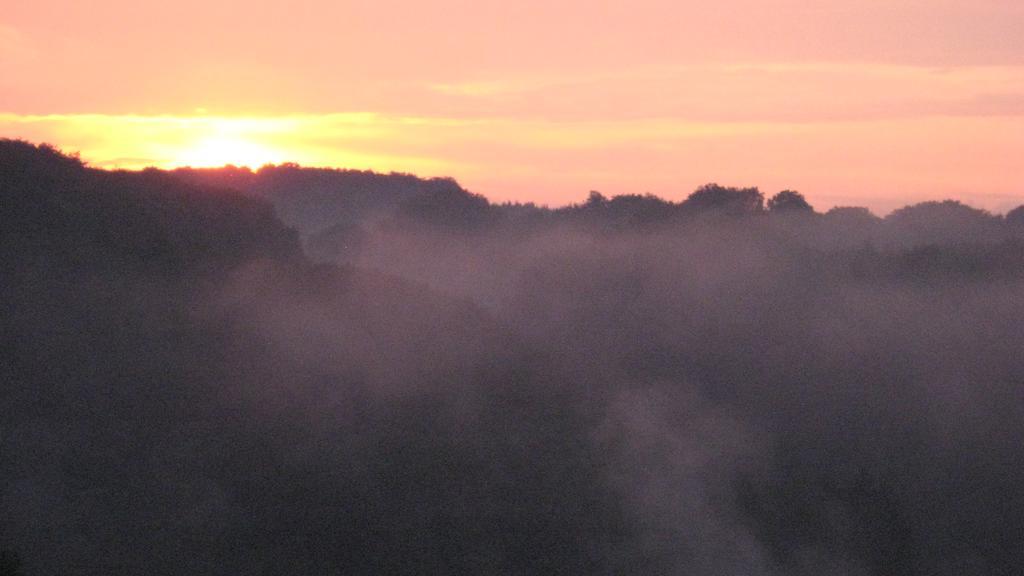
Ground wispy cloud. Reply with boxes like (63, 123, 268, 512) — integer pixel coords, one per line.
(418, 63, 1024, 123)
(428, 80, 533, 97)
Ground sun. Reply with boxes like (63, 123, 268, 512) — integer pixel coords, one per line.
(173, 134, 285, 169)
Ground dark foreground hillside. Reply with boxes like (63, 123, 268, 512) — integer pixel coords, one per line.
(3, 139, 1024, 575)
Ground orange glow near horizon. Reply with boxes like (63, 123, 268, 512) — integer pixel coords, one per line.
(0, 113, 443, 172)
(2, 0, 1023, 213)
(3, 109, 1023, 215)
(169, 135, 281, 169)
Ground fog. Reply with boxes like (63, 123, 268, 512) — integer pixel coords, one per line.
(3, 140, 1024, 575)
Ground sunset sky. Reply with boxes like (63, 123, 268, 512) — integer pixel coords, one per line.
(3, 0, 1023, 212)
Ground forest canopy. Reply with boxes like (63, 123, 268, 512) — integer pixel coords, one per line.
(3, 139, 1024, 575)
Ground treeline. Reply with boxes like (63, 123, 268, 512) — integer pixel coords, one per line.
(172, 162, 1024, 262)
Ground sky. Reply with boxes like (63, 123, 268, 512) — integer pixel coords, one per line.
(2, 0, 1023, 213)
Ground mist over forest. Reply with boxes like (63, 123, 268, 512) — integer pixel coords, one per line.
(3, 139, 1024, 575)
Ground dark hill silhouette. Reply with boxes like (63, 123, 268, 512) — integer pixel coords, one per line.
(1, 140, 622, 575)
(2, 141, 299, 276)
(3, 139, 1024, 575)
(174, 164, 491, 233)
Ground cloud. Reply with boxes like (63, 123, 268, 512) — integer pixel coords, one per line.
(417, 63, 1024, 123)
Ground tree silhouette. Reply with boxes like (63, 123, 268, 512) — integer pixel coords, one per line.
(585, 190, 608, 207)
(767, 190, 814, 213)
(682, 183, 764, 215)
(1007, 205, 1024, 227)
(886, 200, 1002, 246)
